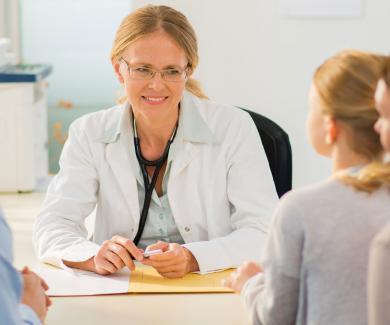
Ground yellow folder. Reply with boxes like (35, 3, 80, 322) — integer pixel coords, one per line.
(128, 265, 235, 293)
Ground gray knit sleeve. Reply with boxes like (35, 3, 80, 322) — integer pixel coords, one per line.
(241, 192, 305, 325)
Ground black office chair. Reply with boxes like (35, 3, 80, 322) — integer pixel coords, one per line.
(239, 108, 292, 198)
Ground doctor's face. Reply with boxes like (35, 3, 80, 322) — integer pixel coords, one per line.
(374, 79, 390, 152)
(117, 30, 189, 122)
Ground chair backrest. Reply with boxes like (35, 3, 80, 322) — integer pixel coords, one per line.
(240, 108, 292, 198)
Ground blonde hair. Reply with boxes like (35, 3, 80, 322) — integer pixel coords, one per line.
(313, 49, 390, 193)
(384, 56, 390, 87)
(111, 5, 207, 103)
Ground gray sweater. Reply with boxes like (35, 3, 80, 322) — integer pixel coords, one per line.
(241, 178, 390, 325)
(368, 224, 390, 325)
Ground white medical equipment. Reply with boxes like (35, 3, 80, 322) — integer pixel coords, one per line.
(0, 38, 52, 192)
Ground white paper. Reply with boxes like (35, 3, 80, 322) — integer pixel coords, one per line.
(280, 0, 364, 18)
(33, 264, 130, 296)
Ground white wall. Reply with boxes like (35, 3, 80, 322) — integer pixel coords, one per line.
(0, 0, 20, 58)
(0, 0, 4, 37)
(20, 0, 132, 108)
(132, 0, 390, 187)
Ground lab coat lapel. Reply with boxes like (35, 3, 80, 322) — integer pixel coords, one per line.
(106, 140, 140, 224)
(101, 104, 141, 224)
(169, 141, 198, 179)
(169, 91, 215, 179)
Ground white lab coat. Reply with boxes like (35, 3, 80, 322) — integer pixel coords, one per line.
(34, 91, 278, 273)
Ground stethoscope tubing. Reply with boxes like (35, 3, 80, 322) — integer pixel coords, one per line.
(132, 114, 178, 245)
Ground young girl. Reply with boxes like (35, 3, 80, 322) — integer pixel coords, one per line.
(225, 50, 390, 325)
(368, 56, 390, 325)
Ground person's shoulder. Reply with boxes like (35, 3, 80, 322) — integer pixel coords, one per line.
(281, 179, 338, 201)
(193, 95, 251, 123)
(274, 179, 339, 220)
(371, 223, 390, 249)
(277, 177, 389, 219)
(0, 208, 13, 263)
(188, 93, 255, 141)
(70, 104, 123, 131)
(64, 103, 126, 146)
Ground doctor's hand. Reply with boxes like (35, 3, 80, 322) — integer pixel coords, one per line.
(141, 241, 199, 278)
(93, 235, 144, 275)
(223, 261, 263, 294)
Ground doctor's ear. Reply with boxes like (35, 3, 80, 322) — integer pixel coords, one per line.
(185, 65, 194, 79)
(112, 59, 127, 84)
(324, 116, 338, 145)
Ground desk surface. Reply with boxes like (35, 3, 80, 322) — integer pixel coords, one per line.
(0, 193, 252, 325)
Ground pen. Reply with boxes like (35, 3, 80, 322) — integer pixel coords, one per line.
(143, 249, 163, 258)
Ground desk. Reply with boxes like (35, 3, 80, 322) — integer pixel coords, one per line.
(0, 193, 252, 325)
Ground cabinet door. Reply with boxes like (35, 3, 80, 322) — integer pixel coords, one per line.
(0, 84, 35, 191)
(33, 82, 49, 181)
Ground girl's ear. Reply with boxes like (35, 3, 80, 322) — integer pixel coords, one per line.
(324, 116, 338, 145)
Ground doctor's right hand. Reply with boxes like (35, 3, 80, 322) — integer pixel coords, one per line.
(93, 235, 144, 275)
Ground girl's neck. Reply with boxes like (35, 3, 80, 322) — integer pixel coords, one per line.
(331, 145, 370, 174)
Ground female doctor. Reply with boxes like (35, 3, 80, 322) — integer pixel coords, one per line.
(33, 5, 278, 278)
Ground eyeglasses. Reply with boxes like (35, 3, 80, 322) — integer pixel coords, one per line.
(120, 58, 189, 82)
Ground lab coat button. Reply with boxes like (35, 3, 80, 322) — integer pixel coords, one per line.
(184, 226, 190, 232)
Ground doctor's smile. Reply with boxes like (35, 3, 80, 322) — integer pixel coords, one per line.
(142, 96, 169, 104)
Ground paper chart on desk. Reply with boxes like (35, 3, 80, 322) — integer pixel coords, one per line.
(33, 264, 234, 296)
(33, 264, 130, 296)
(128, 265, 235, 293)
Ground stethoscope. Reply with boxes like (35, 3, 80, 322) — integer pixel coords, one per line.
(132, 113, 178, 245)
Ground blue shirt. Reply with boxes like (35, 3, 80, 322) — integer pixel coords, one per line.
(0, 208, 42, 325)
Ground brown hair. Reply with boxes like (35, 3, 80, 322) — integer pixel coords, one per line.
(111, 5, 207, 102)
(313, 49, 390, 192)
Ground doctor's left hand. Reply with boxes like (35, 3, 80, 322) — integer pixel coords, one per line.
(141, 241, 199, 278)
